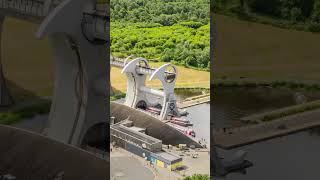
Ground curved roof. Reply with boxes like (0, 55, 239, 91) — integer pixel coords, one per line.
(0, 125, 108, 180)
(110, 102, 202, 148)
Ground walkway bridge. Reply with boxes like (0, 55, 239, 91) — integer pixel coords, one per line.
(0, 0, 109, 147)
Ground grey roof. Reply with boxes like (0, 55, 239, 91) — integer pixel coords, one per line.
(0, 125, 109, 180)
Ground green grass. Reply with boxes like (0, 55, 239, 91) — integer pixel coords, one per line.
(0, 102, 51, 125)
(214, 15, 320, 83)
(241, 100, 320, 123)
(262, 101, 320, 122)
(110, 93, 126, 101)
(3, 17, 54, 99)
(184, 174, 210, 180)
(111, 62, 210, 93)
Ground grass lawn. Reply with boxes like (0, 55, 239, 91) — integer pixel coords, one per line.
(2, 17, 54, 99)
(111, 61, 210, 93)
(214, 15, 320, 83)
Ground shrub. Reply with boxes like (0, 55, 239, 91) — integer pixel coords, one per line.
(184, 174, 210, 180)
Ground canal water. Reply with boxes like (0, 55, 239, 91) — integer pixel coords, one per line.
(175, 89, 210, 146)
(219, 128, 320, 180)
(213, 87, 320, 180)
(213, 86, 320, 128)
(185, 103, 210, 145)
(117, 89, 211, 146)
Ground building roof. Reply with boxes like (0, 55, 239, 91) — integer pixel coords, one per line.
(152, 151, 182, 164)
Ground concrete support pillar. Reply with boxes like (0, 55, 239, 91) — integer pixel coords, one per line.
(122, 58, 149, 108)
(150, 64, 178, 120)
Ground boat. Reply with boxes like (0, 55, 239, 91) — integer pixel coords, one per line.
(146, 107, 161, 112)
(169, 119, 193, 127)
(145, 108, 160, 115)
(179, 109, 189, 116)
(170, 116, 190, 123)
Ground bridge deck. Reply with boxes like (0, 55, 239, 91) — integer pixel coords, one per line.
(111, 57, 176, 76)
(0, 0, 108, 23)
(214, 109, 320, 149)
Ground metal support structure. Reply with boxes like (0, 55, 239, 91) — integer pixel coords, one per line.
(34, 0, 109, 146)
(120, 56, 181, 120)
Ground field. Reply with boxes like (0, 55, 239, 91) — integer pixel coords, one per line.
(2, 17, 53, 100)
(111, 62, 210, 93)
(214, 15, 320, 83)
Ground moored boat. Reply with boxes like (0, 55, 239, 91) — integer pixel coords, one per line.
(169, 119, 193, 127)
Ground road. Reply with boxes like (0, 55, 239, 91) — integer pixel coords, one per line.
(110, 148, 154, 180)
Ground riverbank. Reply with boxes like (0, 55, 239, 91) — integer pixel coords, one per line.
(214, 109, 320, 149)
(241, 100, 320, 124)
(213, 81, 320, 126)
(213, 78, 320, 91)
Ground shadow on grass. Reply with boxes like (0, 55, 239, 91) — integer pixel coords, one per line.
(0, 80, 51, 125)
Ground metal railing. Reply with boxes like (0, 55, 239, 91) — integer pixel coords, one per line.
(0, 0, 48, 17)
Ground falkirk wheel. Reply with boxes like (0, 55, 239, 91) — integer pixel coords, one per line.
(110, 56, 203, 148)
(121, 57, 180, 120)
(0, 0, 109, 147)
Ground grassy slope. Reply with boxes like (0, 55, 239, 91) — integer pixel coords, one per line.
(214, 15, 320, 83)
(111, 61, 210, 93)
(2, 18, 54, 99)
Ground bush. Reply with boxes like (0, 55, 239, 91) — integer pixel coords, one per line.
(111, 23, 210, 70)
(184, 174, 210, 180)
(247, 0, 281, 16)
(0, 113, 21, 125)
(308, 21, 320, 32)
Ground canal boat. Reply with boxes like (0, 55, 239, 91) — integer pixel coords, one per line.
(145, 108, 160, 115)
(169, 120, 193, 127)
(169, 117, 193, 126)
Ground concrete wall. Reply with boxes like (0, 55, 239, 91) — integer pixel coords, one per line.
(0, 125, 109, 180)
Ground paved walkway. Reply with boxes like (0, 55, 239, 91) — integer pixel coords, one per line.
(177, 95, 210, 109)
(110, 148, 154, 180)
(214, 109, 320, 149)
